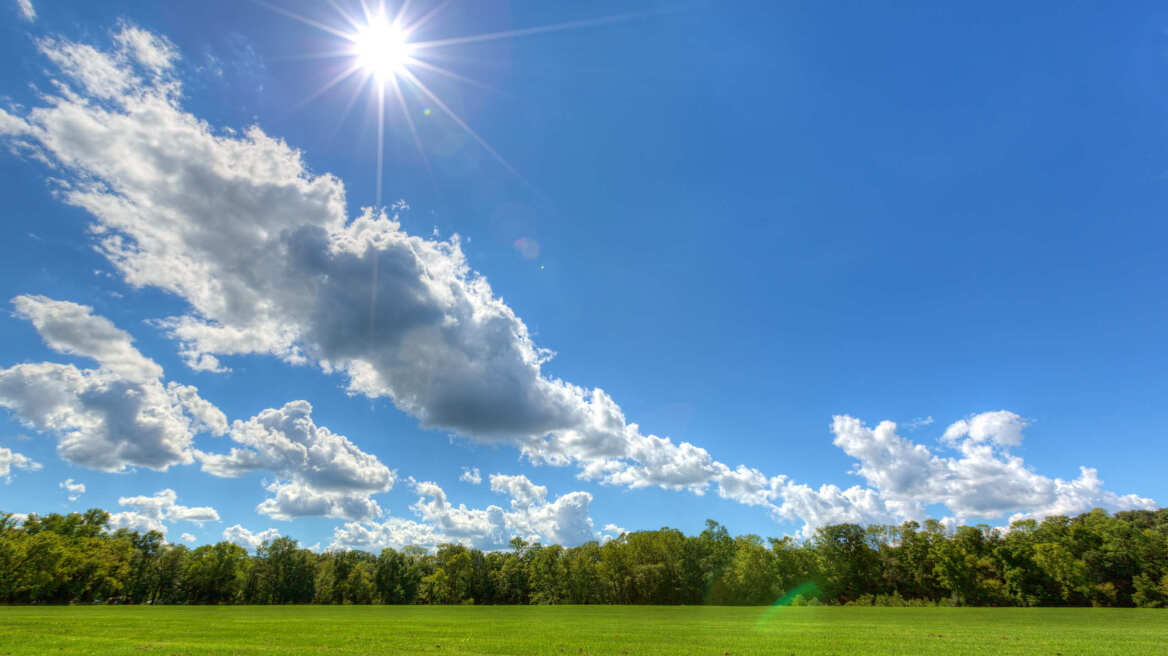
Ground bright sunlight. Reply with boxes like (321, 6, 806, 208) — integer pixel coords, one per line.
(352, 14, 413, 79)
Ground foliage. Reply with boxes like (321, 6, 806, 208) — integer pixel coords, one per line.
(3, 508, 1168, 607)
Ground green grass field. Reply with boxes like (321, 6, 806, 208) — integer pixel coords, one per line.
(1, 606, 1165, 655)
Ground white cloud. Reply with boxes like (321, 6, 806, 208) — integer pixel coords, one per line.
(600, 523, 626, 544)
(255, 480, 383, 522)
(489, 473, 547, 508)
(329, 516, 443, 552)
(0, 447, 41, 482)
(113, 26, 177, 76)
(59, 478, 85, 501)
(108, 512, 163, 534)
(515, 488, 596, 546)
(179, 532, 196, 543)
(0, 297, 227, 472)
(1005, 466, 1157, 524)
(906, 416, 934, 430)
(108, 488, 219, 536)
(941, 410, 1027, 448)
(15, 0, 34, 22)
(775, 481, 896, 538)
(832, 414, 1155, 525)
(222, 524, 280, 551)
(332, 474, 603, 551)
(13, 294, 162, 382)
(195, 400, 393, 521)
(405, 478, 507, 549)
(459, 466, 481, 485)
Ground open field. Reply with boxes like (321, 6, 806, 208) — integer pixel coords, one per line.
(2, 606, 1167, 656)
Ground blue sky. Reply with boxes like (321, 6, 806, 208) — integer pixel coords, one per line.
(0, 0, 1165, 551)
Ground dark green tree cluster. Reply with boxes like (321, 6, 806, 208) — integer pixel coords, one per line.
(3, 508, 1167, 606)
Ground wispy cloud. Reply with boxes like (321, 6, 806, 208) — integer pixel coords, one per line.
(14, 0, 35, 23)
(0, 447, 40, 482)
(59, 478, 85, 501)
(906, 416, 934, 430)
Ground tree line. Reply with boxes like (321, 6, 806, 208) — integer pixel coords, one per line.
(2, 507, 1167, 607)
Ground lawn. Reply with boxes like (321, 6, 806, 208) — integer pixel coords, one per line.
(0, 605, 1165, 655)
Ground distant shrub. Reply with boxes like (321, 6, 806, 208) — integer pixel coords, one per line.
(790, 594, 824, 606)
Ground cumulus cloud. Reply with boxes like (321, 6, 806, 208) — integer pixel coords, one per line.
(15, 0, 34, 22)
(0, 447, 41, 482)
(223, 524, 280, 551)
(108, 488, 219, 536)
(489, 473, 547, 508)
(831, 412, 1155, 526)
(12, 295, 162, 382)
(179, 532, 196, 543)
(459, 466, 481, 485)
(0, 25, 1154, 538)
(59, 478, 85, 501)
(195, 400, 392, 520)
(775, 481, 896, 538)
(600, 524, 626, 544)
(331, 474, 602, 551)
(1, 296, 383, 519)
(941, 410, 1027, 448)
(0, 296, 227, 472)
(254, 480, 383, 522)
(328, 516, 442, 552)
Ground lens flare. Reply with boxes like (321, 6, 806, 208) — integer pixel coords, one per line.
(755, 582, 822, 630)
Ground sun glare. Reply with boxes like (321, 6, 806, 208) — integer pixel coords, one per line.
(353, 15, 412, 78)
(265, 0, 643, 205)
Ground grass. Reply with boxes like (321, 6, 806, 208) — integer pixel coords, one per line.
(1, 605, 1166, 655)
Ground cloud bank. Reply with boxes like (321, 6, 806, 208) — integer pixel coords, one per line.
(831, 412, 1156, 528)
(331, 473, 620, 551)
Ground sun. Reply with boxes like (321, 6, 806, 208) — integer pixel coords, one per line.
(264, 0, 642, 205)
(352, 14, 413, 79)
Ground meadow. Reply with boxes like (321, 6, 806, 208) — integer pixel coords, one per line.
(0, 606, 1165, 656)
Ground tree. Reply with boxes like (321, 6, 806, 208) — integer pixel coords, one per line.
(723, 535, 779, 604)
(2, 503, 1167, 608)
(813, 524, 879, 604)
(528, 544, 567, 604)
(183, 542, 249, 603)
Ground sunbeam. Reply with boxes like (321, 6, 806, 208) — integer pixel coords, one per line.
(259, 0, 652, 205)
(409, 11, 657, 50)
